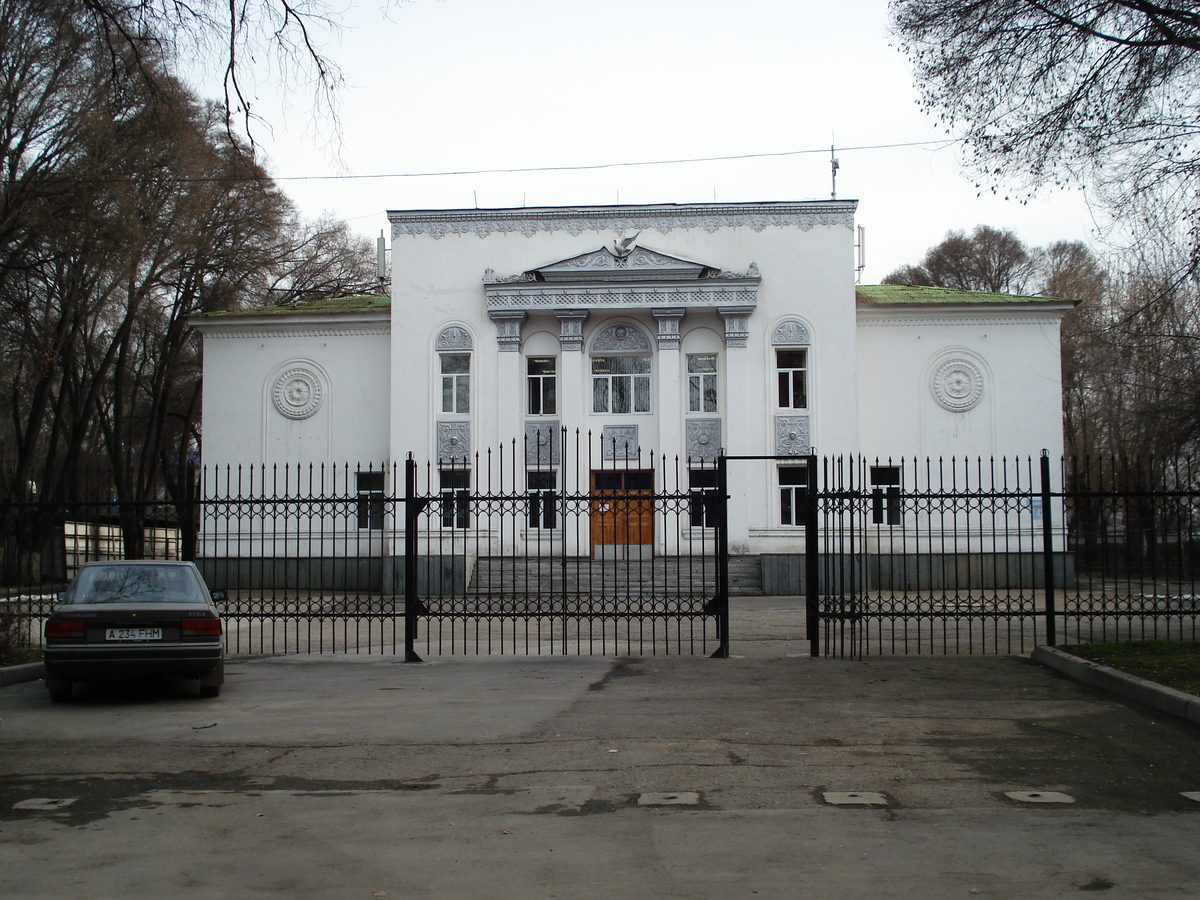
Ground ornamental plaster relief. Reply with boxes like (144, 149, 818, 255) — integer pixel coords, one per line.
(775, 416, 811, 456)
(436, 326, 473, 351)
(272, 367, 324, 420)
(437, 422, 471, 461)
(772, 320, 812, 345)
(485, 285, 759, 311)
(601, 425, 640, 460)
(488, 310, 526, 351)
(202, 325, 389, 340)
(525, 421, 561, 466)
(390, 203, 856, 241)
(556, 310, 588, 351)
(591, 323, 651, 353)
(652, 309, 685, 350)
(686, 419, 722, 462)
(718, 307, 754, 348)
(930, 357, 985, 413)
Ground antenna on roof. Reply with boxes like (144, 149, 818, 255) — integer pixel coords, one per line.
(855, 225, 866, 284)
(377, 231, 389, 284)
(830, 144, 839, 200)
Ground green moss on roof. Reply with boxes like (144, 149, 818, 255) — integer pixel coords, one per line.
(856, 284, 1071, 306)
(198, 294, 390, 318)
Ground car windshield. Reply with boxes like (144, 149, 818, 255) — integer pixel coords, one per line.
(69, 565, 200, 605)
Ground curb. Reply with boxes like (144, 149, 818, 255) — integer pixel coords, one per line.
(0, 662, 44, 688)
(1032, 646, 1200, 726)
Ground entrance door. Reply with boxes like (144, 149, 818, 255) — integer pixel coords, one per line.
(590, 470, 654, 559)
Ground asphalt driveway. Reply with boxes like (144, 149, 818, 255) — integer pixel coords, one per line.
(2, 598, 1199, 899)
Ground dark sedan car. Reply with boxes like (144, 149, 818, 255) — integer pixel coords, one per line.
(43, 560, 226, 701)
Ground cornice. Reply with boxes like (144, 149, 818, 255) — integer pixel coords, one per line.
(856, 304, 1071, 328)
(200, 323, 390, 340)
(389, 202, 856, 240)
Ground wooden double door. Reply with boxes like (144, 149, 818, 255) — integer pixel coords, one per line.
(590, 470, 654, 559)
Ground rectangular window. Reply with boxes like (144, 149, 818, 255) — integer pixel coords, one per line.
(779, 465, 809, 527)
(527, 470, 557, 530)
(527, 357, 557, 415)
(687, 354, 718, 413)
(441, 354, 470, 414)
(777, 349, 808, 409)
(439, 468, 471, 529)
(355, 471, 385, 530)
(591, 356, 652, 414)
(870, 465, 903, 526)
(689, 468, 719, 528)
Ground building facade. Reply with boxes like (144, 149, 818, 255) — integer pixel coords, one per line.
(193, 201, 1072, 562)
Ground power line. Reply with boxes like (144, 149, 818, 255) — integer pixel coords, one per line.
(273, 139, 961, 183)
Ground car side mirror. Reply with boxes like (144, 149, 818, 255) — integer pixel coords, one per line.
(210, 590, 228, 605)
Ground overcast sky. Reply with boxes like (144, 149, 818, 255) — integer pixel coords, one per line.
(198, 0, 1101, 284)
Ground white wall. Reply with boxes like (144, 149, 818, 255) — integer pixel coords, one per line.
(856, 305, 1070, 462)
(196, 317, 391, 472)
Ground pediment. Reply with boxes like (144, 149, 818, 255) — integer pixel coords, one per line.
(483, 241, 761, 326)
(531, 245, 715, 282)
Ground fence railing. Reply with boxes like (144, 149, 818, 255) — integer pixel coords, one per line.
(807, 454, 1200, 656)
(3, 453, 1199, 658)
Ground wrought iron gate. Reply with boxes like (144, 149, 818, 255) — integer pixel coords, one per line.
(400, 436, 728, 658)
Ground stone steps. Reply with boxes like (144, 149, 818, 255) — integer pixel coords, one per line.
(469, 556, 764, 596)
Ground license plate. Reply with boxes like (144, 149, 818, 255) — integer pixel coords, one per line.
(105, 628, 162, 641)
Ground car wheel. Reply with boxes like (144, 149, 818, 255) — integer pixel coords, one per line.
(45, 670, 72, 702)
(198, 658, 224, 699)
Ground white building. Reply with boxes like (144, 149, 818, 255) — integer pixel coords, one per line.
(193, 201, 1072, 565)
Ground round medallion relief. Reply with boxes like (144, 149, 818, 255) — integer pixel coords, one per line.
(931, 358, 984, 412)
(273, 367, 323, 419)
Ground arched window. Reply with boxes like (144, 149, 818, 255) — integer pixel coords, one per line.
(772, 320, 811, 411)
(437, 326, 473, 415)
(590, 323, 652, 414)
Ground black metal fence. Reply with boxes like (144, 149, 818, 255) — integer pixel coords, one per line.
(806, 454, 1200, 657)
(3, 451, 1199, 659)
(2, 433, 726, 659)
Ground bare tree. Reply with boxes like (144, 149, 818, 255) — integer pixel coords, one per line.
(63, 0, 344, 139)
(268, 214, 380, 305)
(882, 225, 1037, 292)
(890, 0, 1200, 265)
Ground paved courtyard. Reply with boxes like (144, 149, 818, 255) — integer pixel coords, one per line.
(2, 598, 1199, 899)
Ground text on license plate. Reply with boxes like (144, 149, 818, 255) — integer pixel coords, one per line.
(105, 628, 162, 641)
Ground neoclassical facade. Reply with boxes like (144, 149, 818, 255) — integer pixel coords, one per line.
(193, 201, 1072, 558)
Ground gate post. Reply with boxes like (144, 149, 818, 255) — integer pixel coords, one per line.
(712, 454, 730, 658)
(1040, 451, 1057, 647)
(403, 456, 423, 662)
(805, 453, 820, 657)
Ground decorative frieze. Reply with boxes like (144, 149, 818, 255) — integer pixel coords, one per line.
(437, 422, 471, 462)
(775, 416, 811, 456)
(486, 284, 758, 312)
(686, 419, 721, 462)
(525, 421, 561, 466)
(390, 202, 857, 241)
(601, 425, 640, 460)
